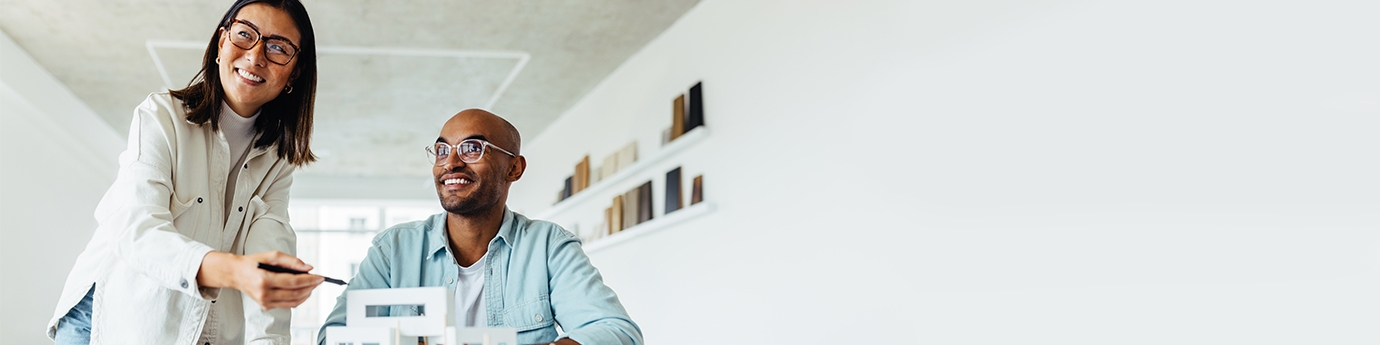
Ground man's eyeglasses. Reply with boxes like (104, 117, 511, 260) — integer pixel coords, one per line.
(223, 19, 300, 65)
(426, 139, 517, 166)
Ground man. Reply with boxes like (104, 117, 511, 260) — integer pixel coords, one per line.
(318, 109, 642, 345)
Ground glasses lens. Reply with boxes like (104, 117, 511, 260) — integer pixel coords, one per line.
(430, 143, 450, 165)
(228, 22, 258, 50)
(458, 140, 484, 163)
(261, 38, 297, 65)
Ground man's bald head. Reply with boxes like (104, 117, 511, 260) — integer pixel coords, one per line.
(443, 108, 522, 155)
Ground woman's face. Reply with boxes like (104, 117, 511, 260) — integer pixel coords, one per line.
(217, 3, 301, 117)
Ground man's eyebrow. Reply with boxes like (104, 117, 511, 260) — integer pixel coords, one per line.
(436, 135, 489, 143)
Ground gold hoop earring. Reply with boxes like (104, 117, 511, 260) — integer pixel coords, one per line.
(284, 85, 293, 94)
(215, 57, 221, 64)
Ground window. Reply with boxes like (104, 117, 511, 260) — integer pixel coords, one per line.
(288, 199, 441, 345)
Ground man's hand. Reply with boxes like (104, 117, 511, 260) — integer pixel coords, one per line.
(198, 251, 325, 309)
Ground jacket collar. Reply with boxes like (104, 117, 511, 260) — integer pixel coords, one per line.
(428, 207, 516, 258)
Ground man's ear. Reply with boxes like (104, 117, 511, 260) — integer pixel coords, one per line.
(507, 155, 526, 182)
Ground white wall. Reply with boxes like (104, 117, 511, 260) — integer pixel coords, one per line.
(0, 30, 123, 343)
(509, 0, 1379, 343)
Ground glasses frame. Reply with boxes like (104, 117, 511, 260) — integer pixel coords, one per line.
(426, 139, 518, 166)
(222, 18, 301, 66)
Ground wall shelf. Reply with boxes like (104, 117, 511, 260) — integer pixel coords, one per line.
(536, 126, 710, 220)
(582, 201, 715, 253)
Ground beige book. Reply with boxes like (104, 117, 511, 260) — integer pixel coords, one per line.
(622, 188, 639, 228)
(616, 142, 637, 172)
(610, 196, 623, 232)
(601, 153, 618, 180)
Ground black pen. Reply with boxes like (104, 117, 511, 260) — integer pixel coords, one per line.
(257, 263, 347, 285)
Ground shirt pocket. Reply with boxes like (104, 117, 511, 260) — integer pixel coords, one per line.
(168, 192, 196, 220)
(247, 195, 271, 222)
(502, 295, 555, 332)
(168, 192, 204, 238)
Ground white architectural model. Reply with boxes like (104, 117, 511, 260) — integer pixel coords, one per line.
(325, 287, 517, 345)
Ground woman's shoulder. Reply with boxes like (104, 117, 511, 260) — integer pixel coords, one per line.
(134, 91, 190, 126)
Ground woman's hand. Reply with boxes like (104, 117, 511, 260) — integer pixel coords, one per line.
(197, 251, 325, 309)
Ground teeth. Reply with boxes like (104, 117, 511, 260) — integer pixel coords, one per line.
(443, 178, 472, 185)
(237, 68, 264, 82)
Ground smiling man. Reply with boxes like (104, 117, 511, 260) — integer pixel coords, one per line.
(318, 109, 642, 345)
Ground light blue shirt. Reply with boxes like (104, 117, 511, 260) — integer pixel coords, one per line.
(318, 208, 643, 345)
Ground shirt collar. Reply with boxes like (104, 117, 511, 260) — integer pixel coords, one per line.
(428, 207, 517, 258)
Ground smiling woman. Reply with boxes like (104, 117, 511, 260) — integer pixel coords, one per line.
(46, 0, 326, 344)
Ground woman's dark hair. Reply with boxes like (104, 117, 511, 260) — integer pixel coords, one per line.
(170, 0, 317, 166)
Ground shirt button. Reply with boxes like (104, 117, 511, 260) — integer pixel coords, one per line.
(238, 206, 244, 212)
(535, 314, 543, 322)
(446, 278, 453, 284)
(180, 279, 189, 289)
(196, 197, 203, 203)
(243, 163, 248, 169)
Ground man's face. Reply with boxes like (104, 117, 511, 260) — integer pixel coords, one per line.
(432, 113, 518, 216)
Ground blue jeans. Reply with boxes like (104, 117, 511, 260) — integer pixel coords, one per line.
(53, 284, 93, 345)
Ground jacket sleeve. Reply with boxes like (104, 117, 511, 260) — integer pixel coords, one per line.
(102, 94, 216, 299)
(241, 161, 298, 344)
(317, 234, 395, 345)
(547, 228, 644, 345)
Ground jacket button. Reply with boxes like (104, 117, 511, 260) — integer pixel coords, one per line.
(180, 279, 189, 289)
(238, 206, 244, 212)
(196, 197, 203, 203)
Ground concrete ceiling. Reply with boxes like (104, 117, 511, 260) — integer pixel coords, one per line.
(0, 0, 698, 180)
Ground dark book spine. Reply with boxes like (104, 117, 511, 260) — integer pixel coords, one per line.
(665, 167, 682, 214)
(637, 181, 654, 224)
(686, 82, 704, 130)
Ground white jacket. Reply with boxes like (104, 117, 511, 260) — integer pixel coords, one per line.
(48, 92, 298, 344)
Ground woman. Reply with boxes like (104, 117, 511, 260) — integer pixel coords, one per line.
(48, 0, 324, 343)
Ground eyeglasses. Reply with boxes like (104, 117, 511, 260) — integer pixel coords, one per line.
(223, 19, 300, 65)
(426, 139, 517, 166)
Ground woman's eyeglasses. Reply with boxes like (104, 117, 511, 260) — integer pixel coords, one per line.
(223, 19, 300, 65)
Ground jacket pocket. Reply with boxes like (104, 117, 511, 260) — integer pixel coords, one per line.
(247, 195, 271, 222)
(168, 192, 196, 220)
(503, 295, 555, 332)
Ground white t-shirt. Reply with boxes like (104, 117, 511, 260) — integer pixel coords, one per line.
(455, 252, 489, 327)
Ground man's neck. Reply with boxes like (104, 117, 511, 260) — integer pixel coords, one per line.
(445, 206, 505, 267)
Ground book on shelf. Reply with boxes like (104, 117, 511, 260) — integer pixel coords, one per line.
(622, 188, 638, 229)
(600, 153, 618, 182)
(616, 142, 637, 173)
(604, 207, 614, 235)
(686, 82, 704, 131)
(561, 176, 573, 201)
(665, 167, 682, 214)
(690, 175, 703, 205)
(573, 155, 590, 194)
(671, 94, 686, 141)
(637, 181, 653, 224)
(610, 195, 623, 232)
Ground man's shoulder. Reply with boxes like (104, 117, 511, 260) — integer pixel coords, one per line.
(510, 211, 578, 245)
